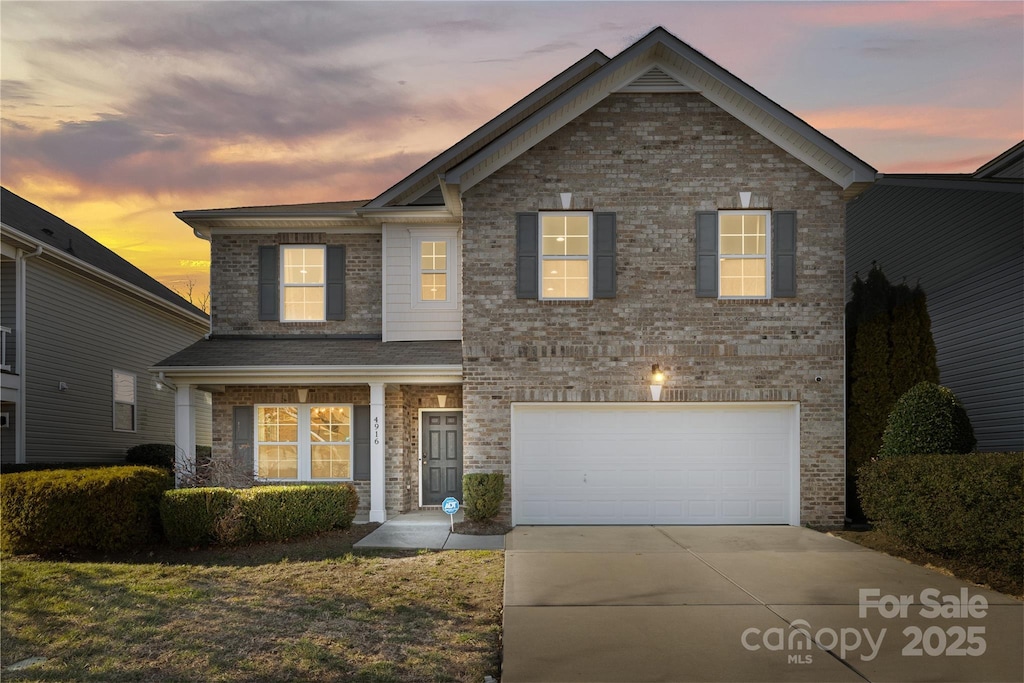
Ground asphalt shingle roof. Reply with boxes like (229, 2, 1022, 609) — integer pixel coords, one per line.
(1, 187, 208, 319)
(156, 337, 462, 368)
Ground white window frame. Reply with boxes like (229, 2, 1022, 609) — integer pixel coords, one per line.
(280, 245, 327, 322)
(410, 231, 458, 310)
(112, 369, 137, 432)
(539, 211, 593, 301)
(254, 404, 354, 482)
(718, 210, 772, 300)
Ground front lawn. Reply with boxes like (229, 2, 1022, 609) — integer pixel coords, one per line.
(1, 526, 503, 682)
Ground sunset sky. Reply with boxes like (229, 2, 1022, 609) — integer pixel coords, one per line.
(2, 1, 1021, 301)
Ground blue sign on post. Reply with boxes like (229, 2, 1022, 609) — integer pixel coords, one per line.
(442, 497, 460, 531)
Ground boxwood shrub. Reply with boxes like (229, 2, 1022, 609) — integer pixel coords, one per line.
(878, 382, 976, 458)
(463, 473, 504, 522)
(160, 483, 359, 547)
(859, 452, 1023, 586)
(0, 466, 172, 554)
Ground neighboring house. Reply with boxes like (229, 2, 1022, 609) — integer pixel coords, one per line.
(0, 187, 211, 465)
(158, 27, 877, 528)
(847, 141, 1024, 453)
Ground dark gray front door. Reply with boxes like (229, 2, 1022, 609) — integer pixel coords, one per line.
(422, 411, 463, 505)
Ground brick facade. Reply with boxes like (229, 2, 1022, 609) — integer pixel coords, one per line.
(210, 232, 381, 336)
(460, 93, 847, 527)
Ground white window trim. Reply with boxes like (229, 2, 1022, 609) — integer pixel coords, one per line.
(112, 369, 137, 432)
(280, 245, 327, 322)
(539, 211, 594, 301)
(254, 403, 354, 482)
(718, 209, 772, 300)
(410, 230, 459, 310)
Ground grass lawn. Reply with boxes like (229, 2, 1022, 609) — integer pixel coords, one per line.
(1, 525, 504, 682)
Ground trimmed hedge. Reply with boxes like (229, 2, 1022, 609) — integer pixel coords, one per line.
(0, 466, 172, 554)
(879, 382, 975, 458)
(160, 483, 359, 547)
(463, 473, 504, 522)
(859, 452, 1023, 584)
(126, 443, 176, 469)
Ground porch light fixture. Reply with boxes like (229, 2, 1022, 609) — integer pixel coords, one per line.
(297, 388, 309, 403)
(740, 191, 752, 208)
(649, 364, 666, 402)
(560, 192, 573, 210)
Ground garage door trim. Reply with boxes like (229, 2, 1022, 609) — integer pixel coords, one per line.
(510, 401, 801, 526)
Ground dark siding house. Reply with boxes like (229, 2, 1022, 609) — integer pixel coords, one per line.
(846, 142, 1024, 452)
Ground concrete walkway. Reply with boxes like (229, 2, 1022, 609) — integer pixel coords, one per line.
(353, 509, 505, 550)
(502, 526, 1023, 682)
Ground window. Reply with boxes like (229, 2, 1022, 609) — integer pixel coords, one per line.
(256, 404, 352, 480)
(420, 240, 448, 302)
(281, 246, 326, 321)
(719, 211, 771, 298)
(540, 212, 592, 299)
(112, 370, 136, 432)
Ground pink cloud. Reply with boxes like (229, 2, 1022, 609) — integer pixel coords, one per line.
(803, 104, 1022, 140)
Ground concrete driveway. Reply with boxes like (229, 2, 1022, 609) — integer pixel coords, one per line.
(502, 526, 1023, 682)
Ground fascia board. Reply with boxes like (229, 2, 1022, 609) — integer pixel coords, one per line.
(1, 223, 209, 328)
(447, 29, 876, 192)
(366, 50, 610, 209)
(152, 364, 463, 386)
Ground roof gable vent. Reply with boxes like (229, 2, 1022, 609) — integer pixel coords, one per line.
(618, 66, 695, 93)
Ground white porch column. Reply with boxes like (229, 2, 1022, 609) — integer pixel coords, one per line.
(369, 383, 387, 522)
(174, 384, 196, 488)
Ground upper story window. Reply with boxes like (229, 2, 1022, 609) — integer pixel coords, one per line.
(112, 369, 136, 432)
(411, 233, 457, 310)
(281, 246, 326, 321)
(718, 211, 771, 299)
(540, 212, 592, 300)
(420, 240, 448, 301)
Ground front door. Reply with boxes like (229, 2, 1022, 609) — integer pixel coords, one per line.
(421, 411, 463, 505)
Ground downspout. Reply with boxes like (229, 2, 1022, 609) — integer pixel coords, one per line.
(15, 243, 43, 463)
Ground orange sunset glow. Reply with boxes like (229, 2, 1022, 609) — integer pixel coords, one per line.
(2, 1, 1021, 302)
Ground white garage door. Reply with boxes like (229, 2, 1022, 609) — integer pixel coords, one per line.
(511, 403, 799, 525)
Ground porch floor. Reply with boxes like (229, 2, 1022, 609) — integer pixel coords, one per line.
(353, 509, 505, 550)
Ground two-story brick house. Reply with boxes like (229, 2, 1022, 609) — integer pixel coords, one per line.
(157, 27, 876, 528)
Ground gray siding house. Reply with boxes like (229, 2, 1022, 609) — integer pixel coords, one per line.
(847, 142, 1023, 452)
(158, 27, 876, 528)
(1, 187, 211, 465)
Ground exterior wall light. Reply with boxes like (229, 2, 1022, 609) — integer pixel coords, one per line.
(650, 364, 666, 401)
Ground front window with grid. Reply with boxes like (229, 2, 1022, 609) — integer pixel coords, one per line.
(719, 211, 770, 298)
(540, 212, 591, 299)
(420, 240, 448, 302)
(256, 405, 352, 481)
(281, 246, 325, 321)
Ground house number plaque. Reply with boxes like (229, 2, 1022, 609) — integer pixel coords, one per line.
(373, 416, 381, 445)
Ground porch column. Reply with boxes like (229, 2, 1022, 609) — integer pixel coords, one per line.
(369, 382, 386, 522)
(174, 384, 196, 487)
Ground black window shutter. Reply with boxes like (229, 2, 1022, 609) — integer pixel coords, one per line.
(695, 211, 718, 297)
(352, 405, 370, 481)
(258, 246, 279, 320)
(593, 212, 617, 298)
(326, 245, 346, 320)
(516, 212, 539, 299)
(773, 211, 797, 298)
(232, 406, 254, 476)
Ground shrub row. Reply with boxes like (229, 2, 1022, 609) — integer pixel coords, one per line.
(463, 472, 504, 522)
(0, 466, 172, 554)
(126, 443, 213, 470)
(160, 483, 360, 547)
(859, 452, 1023, 583)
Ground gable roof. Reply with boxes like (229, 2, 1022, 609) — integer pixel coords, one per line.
(441, 26, 876, 199)
(1, 187, 208, 322)
(973, 140, 1023, 179)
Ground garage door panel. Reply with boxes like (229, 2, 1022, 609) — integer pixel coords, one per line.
(512, 403, 798, 525)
